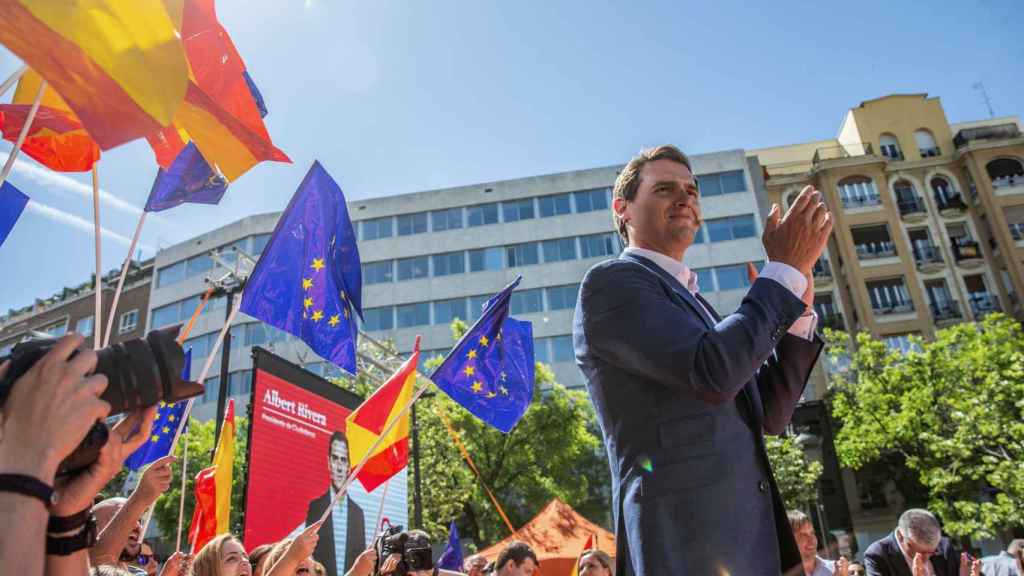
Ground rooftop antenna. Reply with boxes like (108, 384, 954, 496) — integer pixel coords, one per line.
(972, 82, 995, 119)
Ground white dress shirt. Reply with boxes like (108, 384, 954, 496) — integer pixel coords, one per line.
(623, 247, 818, 340)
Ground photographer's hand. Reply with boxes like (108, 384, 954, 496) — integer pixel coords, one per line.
(0, 334, 110, 482)
(379, 553, 402, 576)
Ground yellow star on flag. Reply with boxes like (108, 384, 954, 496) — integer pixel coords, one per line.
(150, 435, 160, 443)
(311, 310, 324, 322)
(471, 381, 483, 393)
(500, 386, 509, 396)
(311, 258, 325, 271)
(486, 391, 497, 399)
(158, 401, 166, 408)
(500, 371, 507, 381)
(328, 314, 340, 327)
(479, 335, 489, 347)
(168, 415, 175, 422)
(162, 426, 170, 434)
(302, 278, 313, 290)
(303, 297, 313, 309)
(467, 349, 477, 360)
(463, 365, 475, 377)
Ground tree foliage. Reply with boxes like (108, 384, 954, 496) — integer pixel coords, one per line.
(827, 314, 1024, 539)
(766, 434, 823, 511)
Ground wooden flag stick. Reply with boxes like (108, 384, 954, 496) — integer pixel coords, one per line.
(0, 78, 44, 186)
(91, 164, 102, 350)
(0, 65, 27, 100)
(103, 211, 148, 347)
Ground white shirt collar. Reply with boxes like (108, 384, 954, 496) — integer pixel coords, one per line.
(623, 246, 699, 293)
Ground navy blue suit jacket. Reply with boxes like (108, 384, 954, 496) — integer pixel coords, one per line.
(864, 533, 960, 576)
(573, 253, 823, 575)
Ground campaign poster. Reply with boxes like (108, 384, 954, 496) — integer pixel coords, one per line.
(243, 348, 409, 576)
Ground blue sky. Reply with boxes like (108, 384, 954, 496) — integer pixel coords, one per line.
(1, 0, 1020, 313)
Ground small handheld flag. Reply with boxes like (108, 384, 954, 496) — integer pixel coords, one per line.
(430, 277, 534, 433)
(189, 398, 235, 553)
(436, 520, 464, 571)
(145, 143, 228, 212)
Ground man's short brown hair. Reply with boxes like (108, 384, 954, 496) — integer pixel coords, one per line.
(495, 540, 539, 570)
(612, 145, 693, 243)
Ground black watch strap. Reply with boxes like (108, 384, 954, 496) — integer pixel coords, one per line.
(48, 507, 91, 533)
(46, 513, 97, 556)
(0, 473, 56, 508)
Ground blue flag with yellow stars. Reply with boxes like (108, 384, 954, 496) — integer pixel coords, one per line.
(430, 277, 534, 433)
(240, 161, 362, 374)
(144, 142, 228, 213)
(125, 350, 191, 471)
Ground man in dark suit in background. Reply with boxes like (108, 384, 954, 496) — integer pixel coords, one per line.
(864, 509, 967, 576)
(574, 145, 831, 575)
(305, 430, 366, 576)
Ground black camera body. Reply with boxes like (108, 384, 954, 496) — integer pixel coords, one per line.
(0, 326, 204, 477)
(373, 522, 433, 576)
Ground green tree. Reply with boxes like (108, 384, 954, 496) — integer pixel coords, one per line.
(827, 314, 1024, 539)
(766, 434, 823, 511)
(152, 415, 249, 541)
(331, 320, 610, 551)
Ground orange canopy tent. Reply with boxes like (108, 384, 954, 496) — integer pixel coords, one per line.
(476, 498, 615, 575)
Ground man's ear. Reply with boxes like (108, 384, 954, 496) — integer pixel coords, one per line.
(613, 196, 629, 222)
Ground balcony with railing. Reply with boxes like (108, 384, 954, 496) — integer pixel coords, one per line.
(919, 146, 942, 158)
(873, 300, 915, 316)
(897, 197, 927, 221)
(912, 244, 944, 273)
(812, 142, 874, 164)
(954, 123, 1022, 149)
(951, 239, 983, 265)
(935, 191, 967, 215)
(929, 300, 962, 325)
(856, 241, 897, 261)
(968, 293, 1002, 317)
(821, 312, 846, 331)
(812, 258, 833, 283)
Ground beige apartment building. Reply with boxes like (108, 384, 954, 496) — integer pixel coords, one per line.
(751, 94, 1024, 550)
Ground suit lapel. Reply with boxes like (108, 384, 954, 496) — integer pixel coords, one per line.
(620, 253, 714, 329)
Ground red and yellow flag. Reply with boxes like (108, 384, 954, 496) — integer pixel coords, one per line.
(189, 399, 235, 553)
(346, 340, 420, 493)
(0, 70, 100, 172)
(569, 534, 595, 576)
(147, 0, 289, 182)
(0, 0, 189, 150)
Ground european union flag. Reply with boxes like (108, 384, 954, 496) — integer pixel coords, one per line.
(145, 142, 228, 213)
(240, 161, 362, 374)
(431, 277, 534, 433)
(436, 520, 464, 571)
(0, 181, 28, 248)
(125, 350, 191, 471)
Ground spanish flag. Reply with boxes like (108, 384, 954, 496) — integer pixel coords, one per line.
(0, 0, 189, 150)
(189, 399, 235, 553)
(569, 534, 595, 576)
(346, 339, 420, 493)
(0, 70, 100, 172)
(147, 0, 289, 182)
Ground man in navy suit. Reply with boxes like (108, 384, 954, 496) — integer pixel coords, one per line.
(863, 509, 966, 576)
(574, 145, 832, 575)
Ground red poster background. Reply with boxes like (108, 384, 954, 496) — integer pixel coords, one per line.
(243, 367, 355, 549)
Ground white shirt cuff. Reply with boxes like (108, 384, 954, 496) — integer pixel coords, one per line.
(758, 262, 817, 341)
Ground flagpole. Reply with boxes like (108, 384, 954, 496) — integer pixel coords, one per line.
(103, 211, 147, 347)
(0, 78, 45, 186)
(175, 430, 190, 553)
(0, 65, 27, 100)
(373, 479, 391, 533)
(91, 164, 102, 350)
(171, 297, 243, 550)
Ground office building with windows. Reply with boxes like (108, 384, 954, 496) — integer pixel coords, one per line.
(751, 93, 1024, 551)
(146, 148, 773, 421)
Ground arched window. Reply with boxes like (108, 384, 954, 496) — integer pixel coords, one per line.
(837, 176, 879, 208)
(931, 176, 954, 201)
(893, 179, 916, 202)
(880, 133, 902, 160)
(986, 158, 1024, 188)
(914, 129, 940, 157)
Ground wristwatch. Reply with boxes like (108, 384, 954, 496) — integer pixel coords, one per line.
(0, 473, 57, 508)
(46, 512, 98, 556)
